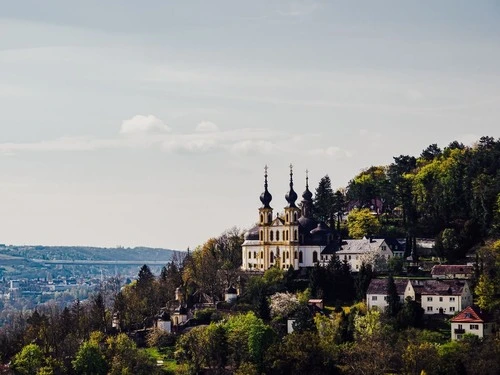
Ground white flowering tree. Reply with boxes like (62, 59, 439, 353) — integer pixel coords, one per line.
(269, 292, 300, 319)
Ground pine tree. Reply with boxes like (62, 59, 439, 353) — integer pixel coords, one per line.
(314, 175, 335, 223)
(385, 275, 400, 317)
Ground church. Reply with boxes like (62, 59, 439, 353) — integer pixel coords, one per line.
(241, 166, 337, 271)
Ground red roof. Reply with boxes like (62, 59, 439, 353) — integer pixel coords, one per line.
(450, 305, 489, 323)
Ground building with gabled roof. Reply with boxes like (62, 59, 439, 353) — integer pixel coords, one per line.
(450, 305, 495, 340)
(366, 278, 408, 310)
(431, 265, 473, 280)
(405, 279, 472, 315)
(335, 238, 395, 271)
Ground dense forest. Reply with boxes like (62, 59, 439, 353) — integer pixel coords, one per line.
(1, 136, 499, 374)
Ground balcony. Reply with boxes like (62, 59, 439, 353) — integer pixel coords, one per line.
(454, 328, 465, 334)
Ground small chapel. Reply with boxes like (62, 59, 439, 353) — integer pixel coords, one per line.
(241, 166, 337, 271)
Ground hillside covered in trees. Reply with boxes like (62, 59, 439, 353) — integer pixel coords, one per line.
(1, 136, 499, 374)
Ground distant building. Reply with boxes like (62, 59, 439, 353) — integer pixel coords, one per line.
(406, 279, 472, 315)
(242, 166, 336, 271)
(450, 305, 495, 340)
(335, 238, 395, 271)
(366, 278, 408, 310)
(431, 265, 473, 280)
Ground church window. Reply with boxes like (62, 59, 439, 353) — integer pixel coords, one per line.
(286, 231, 289, 241)
(286, 213, 289, 222)
(260, 231, 263, 241)
(276, 231, 280, 241)
(286, 251, 289, 259)
(270, 231, 274, 241)
(299, 251, 303, 263)
(313, 251, 318, 263)
(248, 252, 251, 259)
(268, 213, 272, 223)
(294, 251, 298, 259)
(260, 251, 264, 259)
(293, 212, 297, 221)
(283, 252, 285, 262)
(294, 230, 298, 240)
(260, 214, 263, 223)
(270, 252, 274, 263)
(253, 251, 257, 258)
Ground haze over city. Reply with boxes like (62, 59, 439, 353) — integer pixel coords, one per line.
(1, 0, 500, 250)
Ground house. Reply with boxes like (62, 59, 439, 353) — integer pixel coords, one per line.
(450, 305, 495, 340)
(335, 238, 394, 271)
(431, 265, 473, 280)
(405, 279, 472, 315)
(242, 167, 336, 271)
(366, 278, 408, 310)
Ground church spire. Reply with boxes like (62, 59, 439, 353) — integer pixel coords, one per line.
(302, 169, 313, 202)
(285, 163, 298, 208)
(260, 165, 272, 208)
(301, 168, 313, 218)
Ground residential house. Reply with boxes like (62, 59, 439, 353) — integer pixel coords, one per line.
(405, 279, 472, 315)
(431, 265, 473, 280)
(450, 305, 495, 340)
(366, 278, 408, 310)
(335, 238, 394, 271)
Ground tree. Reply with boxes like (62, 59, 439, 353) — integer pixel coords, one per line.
(72, 341, 108, 375)
(475, 274, 496, 312)
(314, 175, 335, 223)
(385, 275, 401, 318)
(347, 208, 381, 238)
(11, 344, 44, 375)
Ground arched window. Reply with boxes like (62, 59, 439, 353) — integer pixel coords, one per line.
(260, 251, 264, 259)
(276, 231, 280, 241)
(286, 231, 289, 241)
(286, 213, 289, 222)
(270, 251, 274, 263)
(286, 251, 289, 259)
(294, 251, 298, 259)
(268, 213, 272, 223)
(299, 251, 303, 263)
(254, 251, 257, 258)
(260, 230, 263, 241)
(294, 230, 298, 241)
(248, 252, 251, 259)
(283, 252, 285, 262)
(260, 214, 263, 223)
(313, 251, 318, 263)
(270, 231, 274, 241)
(293, 212, 298, 221)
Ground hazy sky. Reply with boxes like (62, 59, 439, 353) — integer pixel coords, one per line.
(1, 1, 500, 250)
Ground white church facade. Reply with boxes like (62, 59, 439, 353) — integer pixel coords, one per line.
(241, 166, 337, 271)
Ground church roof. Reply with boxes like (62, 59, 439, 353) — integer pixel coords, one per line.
(244, 225, 260, 241)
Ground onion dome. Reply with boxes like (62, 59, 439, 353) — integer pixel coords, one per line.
(285, 164, 298, 208)
(302, 169, 313, 202)
(260, 165, 273, 208)
(310, 222, 330, 235)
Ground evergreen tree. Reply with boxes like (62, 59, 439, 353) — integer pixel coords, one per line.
(314, 175, 335, 223)
(385, 275, 400, 317)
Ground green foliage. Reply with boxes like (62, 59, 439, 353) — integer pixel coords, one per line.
(72, 341, 108, 375)
(347, 208, 381, 238)
(11, 344, 44, 375)
(314, 175, 335, 223)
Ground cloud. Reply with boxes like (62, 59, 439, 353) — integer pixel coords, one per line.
(120, 115, 170, 135)
(278, 1, 319, 17)
(309, 146, 353, 159)
(195, 121, 219, 132)
(0, 116, 331, 158)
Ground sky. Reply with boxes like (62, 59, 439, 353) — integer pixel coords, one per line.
(1, 0, 500, 250)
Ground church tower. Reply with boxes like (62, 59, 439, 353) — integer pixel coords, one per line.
(283, 164, 300, 269)
(258, 166, 273, 269)
(301, 169, 314, 219)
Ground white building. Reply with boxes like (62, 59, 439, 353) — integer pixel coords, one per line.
(366, 278, 408, 310)
(242, 167, 337, 271)
(335, 238, 394, 271)
(405, 279, 472, 315)
(450, 305, 495, 340)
